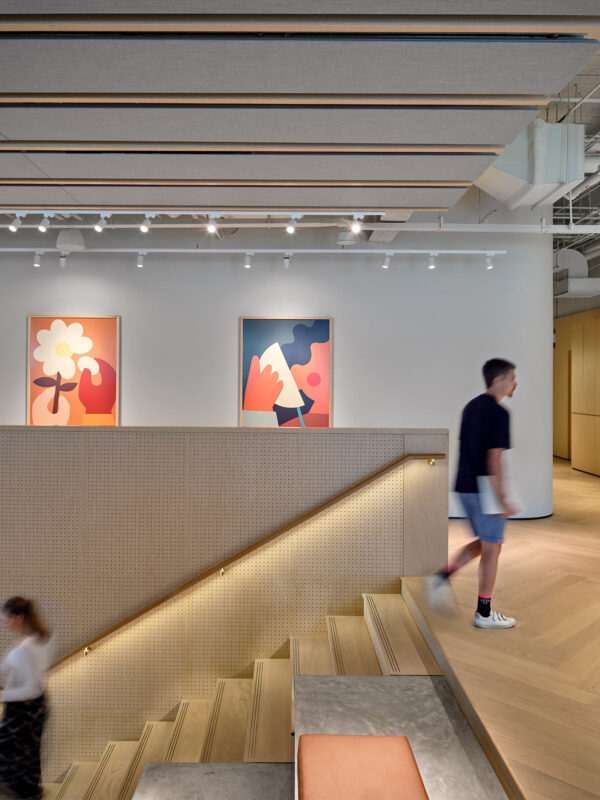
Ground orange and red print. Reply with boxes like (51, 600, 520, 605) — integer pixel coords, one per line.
(27, 316, 120, 426)
(240, 317, 331, 428)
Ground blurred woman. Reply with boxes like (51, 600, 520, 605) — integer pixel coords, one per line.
(0, 598, 52, 799)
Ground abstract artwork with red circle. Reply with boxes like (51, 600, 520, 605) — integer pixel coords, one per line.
(240, 317, 331, 428)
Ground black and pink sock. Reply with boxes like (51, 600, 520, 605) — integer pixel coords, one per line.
(477, 595, 491, 617)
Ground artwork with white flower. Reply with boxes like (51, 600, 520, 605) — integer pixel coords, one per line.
(28, 316, 120, 426)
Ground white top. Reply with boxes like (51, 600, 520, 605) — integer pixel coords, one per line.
(0, 635, 52, 702)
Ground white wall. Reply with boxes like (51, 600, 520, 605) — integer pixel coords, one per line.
(0, 189, 553, 515)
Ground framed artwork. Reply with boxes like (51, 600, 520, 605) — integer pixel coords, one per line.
(240, 317, 331, 428)
(27, 315, 120, 426)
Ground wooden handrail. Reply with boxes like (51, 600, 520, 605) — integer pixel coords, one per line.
(54, 451, 445, 668)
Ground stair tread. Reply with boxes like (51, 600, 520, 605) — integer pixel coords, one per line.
(326, 616, 382, 676)
(55, 762, 98, 800)
(116, 722, 174, 800)
(165, 699, 213, 763)
(290, 635, 333, 676)
(83, 740, 138, 800)
(42, 783, 63, 800)
(200, 679, 253, 763)
(363, 593, 441, 676)
(244, 659, 294, 763)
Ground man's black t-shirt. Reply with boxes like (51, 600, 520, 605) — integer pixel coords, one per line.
(455, 393, 510, 493)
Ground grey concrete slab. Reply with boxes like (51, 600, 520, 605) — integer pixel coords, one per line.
(294, 675, 508, 800)
(132, 763, 294, 800)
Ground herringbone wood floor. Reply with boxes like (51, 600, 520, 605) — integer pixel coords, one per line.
(413, 458, 600, 800)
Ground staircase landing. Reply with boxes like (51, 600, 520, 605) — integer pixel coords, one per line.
(131, 762, 293, 800)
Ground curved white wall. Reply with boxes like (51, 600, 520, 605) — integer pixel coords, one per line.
(0, 191, 553, 515)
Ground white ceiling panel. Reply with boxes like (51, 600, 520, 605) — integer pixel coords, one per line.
(0, 107, 540, 147)
(9, 153, 495, 181)
(0, 185, 466, 209)
(3, 2, 600, 15)
(0, 186, 86, 205)
(1, 40, 597, 96)
(0, 153, 48, 178)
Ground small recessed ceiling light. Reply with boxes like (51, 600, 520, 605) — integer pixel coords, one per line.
(207, 216, 218, 234)
(486, 255, 494, 270)
(351, 216, 362, 235)
(33, 252, 41, 268)
(94, 215, 108, 233)
(38, 216, 50, 233)
(140, 216, 151, 233)
(381, 254, 391, 270)
(137, 253, 145, 268)
(244, 253, 252, 269)
(9, 215, 22, 233)
(428, 254, 436, 270)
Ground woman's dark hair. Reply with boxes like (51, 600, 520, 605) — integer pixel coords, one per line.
(3, 597, 50, 639)
(482, 358, 515, 389)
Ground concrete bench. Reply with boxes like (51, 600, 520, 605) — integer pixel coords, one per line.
(298, 734, 429, 799)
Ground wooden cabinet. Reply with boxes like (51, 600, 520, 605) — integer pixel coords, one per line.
(554, 309, 600, 475)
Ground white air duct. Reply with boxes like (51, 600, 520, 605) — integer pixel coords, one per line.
(555, 248, 600, 298)
(475, 119, 584, 209)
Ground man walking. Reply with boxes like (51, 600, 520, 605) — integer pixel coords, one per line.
(429, 358, 518, 628)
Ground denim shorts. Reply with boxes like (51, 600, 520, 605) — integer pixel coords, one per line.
(458, 492, 505, 544)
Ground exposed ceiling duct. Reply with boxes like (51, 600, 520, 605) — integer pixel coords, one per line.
(475, 119, 585, 209)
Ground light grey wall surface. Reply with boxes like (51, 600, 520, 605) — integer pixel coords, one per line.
(0, 189, 553, 515)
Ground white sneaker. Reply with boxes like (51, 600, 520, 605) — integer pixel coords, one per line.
(425, 574, 455, 611)
(474, 610, 516, 629)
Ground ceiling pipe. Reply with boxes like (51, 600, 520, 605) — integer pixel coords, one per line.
(557, 80, 600, 123)
(568, 167, 600, 201)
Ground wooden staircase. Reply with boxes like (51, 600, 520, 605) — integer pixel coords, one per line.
(43, 591, 439, 800)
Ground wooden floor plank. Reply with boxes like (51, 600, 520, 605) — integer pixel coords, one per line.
(402, 459, 600, 800)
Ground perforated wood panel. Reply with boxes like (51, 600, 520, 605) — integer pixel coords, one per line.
(0, 427, 447, 779)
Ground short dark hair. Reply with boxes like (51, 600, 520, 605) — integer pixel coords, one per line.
(482, 358, 515, 388)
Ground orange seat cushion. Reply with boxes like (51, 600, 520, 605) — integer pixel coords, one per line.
(298, 734, 429, 799)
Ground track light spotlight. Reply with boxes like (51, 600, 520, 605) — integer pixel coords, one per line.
(140, 216, 151, 233)
(94, 215, 108, 233)
(428, 253, 436, 270)
(283, 253, 292, 269)
(33, 252, 41, 268)
(486, 255, 494, 270)
(59, 253, 67, 268)
(38, 216, 50, 233)
(381, 254, 391, 270)
(244, 253, 252, 269)
(137, 253, 145, 269)
(207, 216, 218, 234)
(351, 216, 362, 235)
(9, 215, 22, 233)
